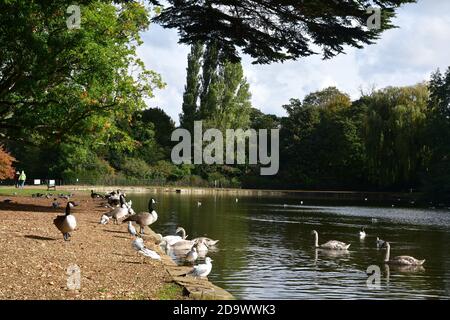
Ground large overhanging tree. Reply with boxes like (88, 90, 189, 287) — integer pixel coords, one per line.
(154, 0, 417, 63)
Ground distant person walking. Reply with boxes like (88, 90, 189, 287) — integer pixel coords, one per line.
(18, 170, 26, 189)
(15, 171, 20, 188)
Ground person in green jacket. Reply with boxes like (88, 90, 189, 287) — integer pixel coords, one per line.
(18, 170, 26, 189)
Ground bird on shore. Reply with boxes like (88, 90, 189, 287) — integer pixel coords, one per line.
(311, 230, 350, 250)
(99, 214, 110, 225)
(188, 257, 213, 278)
(127, 221, 138, 237)
(123, 198, 157, 234)
(105, 194, 133, 224)
(158, 227, 188, 246)
(359, 227, 366, 239)
(195, 239, 209, 257)
(90, 190, 103, 200)
(53, 201, 77, 241)
(51, 198, 60, 208)
(383, 242, 425, 266)
(132, 237, 161, 261)
(186, 247, 198, 263)
(3, 199, 13, 203)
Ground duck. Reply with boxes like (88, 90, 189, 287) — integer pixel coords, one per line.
(192, 237, 219, 247)
(131, 237, 161, 261)
(188, 257, 213, 278)
(376, 237, 386, 248)
(123, 198, 157, 234)
(53, 201, 77, 241)
(359, 227, 366, 239)
(186, 247, 198, 263)
(383, 242, 425, 266)
(311, 230, 350, 250)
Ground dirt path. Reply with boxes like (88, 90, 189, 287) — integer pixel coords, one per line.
(0, 194, 184, 300)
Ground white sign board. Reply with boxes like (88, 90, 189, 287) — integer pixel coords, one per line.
(34, 179, 41, 185)
(49, 180, 55, 186)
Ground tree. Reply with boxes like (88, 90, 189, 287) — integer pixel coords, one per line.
(0, 145, 15, 179)
(199, 41, 220, 118)
(424, 68, 450, 203)
(154, 0, 417, 63)
(180, 42, 203, 132)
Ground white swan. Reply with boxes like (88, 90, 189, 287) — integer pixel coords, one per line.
(192, 237, 219, 247)
(312, 230, 350, 250)
(359, 227, 366, 239)
(189, 257, 213, 277)
(383, 242, 425, 266)
(161, 227, 188, 246)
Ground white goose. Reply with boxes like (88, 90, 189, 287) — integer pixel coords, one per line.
(189, 257, 213, 278)
(383, 242, 425, 266)
(312, 230, 350, 250)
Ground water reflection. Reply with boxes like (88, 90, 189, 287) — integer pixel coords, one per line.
(128, 193, 450, 299)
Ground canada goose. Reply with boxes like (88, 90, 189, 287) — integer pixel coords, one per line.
(123, 198, 157, 234)
(383, 242, 425, 266)
(189, 257, 213, 278)
(186, 247, 198, 263)
(311, 230, 350, 250)
(193, 237, 219, 247)
(90, 190, 103, 199)
(99, 214, 110, 225)
(53, 201, 77, 241)
(376, 237, 386, 248)
(131, 237, 161, 261)
(106, 195, 132, 224)
(3, 199, 13, 203)
(359, 227, 366, 239)
(127, 221, 138, 237)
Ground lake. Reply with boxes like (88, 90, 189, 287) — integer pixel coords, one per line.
(128, 193, 450, 299)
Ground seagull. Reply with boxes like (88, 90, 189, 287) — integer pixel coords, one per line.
(99, 214, 110, 225)
(197, 201, 202, 207)
(127, 221, 138, 237)
(132, 237, 161, 261)
(189, 257, 213, 278)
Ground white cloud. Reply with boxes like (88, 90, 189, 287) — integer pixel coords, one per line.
(137, 0, 450, 124)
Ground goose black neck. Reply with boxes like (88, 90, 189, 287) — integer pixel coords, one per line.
(148, 199, 154, 212)
(119, 194, 125, 206)
(65, 203, 72, 215)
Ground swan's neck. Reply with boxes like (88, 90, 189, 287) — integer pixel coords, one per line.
(180, 228, 186, 239)
(384, 244, 390, 262)
(314, 232, 319, 247)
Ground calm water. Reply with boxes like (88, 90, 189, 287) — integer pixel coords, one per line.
(128, 193, 450, 299)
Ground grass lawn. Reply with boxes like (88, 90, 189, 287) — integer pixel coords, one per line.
(0, 187, 55, 196)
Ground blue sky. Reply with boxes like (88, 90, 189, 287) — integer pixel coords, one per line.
(137, 0, 450, 124)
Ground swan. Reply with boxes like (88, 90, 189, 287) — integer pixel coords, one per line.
(189, 257, 213, 278)
(192, 237, 219, 247)
(383, 242, 425, 266)
(53, 202, 77, 241)
(131, 237, 161, 261)
(168, 239, 196, 251)
(160, 227, 188, 246)
(376, 237, 386, 248)
(312, 230, 350, 250)
(123, 198, 157, 234)
(359, 227, 366, 239)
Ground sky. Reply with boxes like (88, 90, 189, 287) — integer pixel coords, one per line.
(136, 0, 450, 124)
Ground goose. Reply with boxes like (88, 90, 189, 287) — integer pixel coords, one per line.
(106, 195, 132, 224)
(311, 230, 350, 250)
(127, 221, 138, 237)
(376, 237, 386, 248)
(90, 190, 103, 199)
(3, 199, 13, 203)
(186, 247, 198, 263)
(192, 237, 219, 247)
(359, 227, 366, 239)
(160, 227, 188, 246)
(383, 242, 425, 266)
(99, 214, 110, 225)
(51, 198, 60, 208)
(131, 237, 161, 261)
(123, 198, 157, 234)
(188, 257, 213, 278)
(53, 201, 77, 241)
